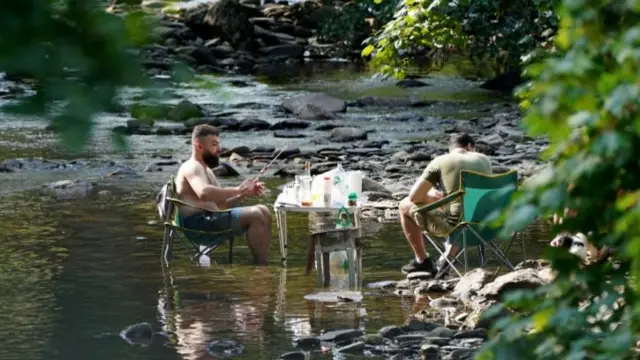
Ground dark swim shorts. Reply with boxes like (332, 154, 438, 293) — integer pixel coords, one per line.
(180, 208, 246, 246)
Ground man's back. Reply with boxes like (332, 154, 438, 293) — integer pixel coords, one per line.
(435, 150, 492, 194)
(422, 149, 492, 217)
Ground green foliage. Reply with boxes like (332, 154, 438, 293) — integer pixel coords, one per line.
(0, 0, 154, 151)
(477, 1, 640, 359)
(319, 0, 398, 48)
(363, 0, 559, 78)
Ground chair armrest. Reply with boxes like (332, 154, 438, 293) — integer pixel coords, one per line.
(166, 197, 232, 213)
(411, 190, 464, 214)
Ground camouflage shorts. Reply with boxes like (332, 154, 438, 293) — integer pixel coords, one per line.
(410, 204, 455, 238)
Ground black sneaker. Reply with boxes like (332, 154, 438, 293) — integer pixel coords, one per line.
(401, 258, 436, 275)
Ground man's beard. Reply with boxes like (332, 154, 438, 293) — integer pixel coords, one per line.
(202, 151, 220, 169)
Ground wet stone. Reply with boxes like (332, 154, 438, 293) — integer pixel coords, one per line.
(367, 280, 397, 289)
(317, 329, 363, 343)
(404, 319, 440, 332)
(336, 341, 365, 353)
(421, 343, 441, 360)
(363, 334, 384, 345)
(280, 351, 306, 360)
(422, 337, 453, 346)
(378, 325, 403, 339)
(294, 336, 320, 349)
(395, 333, 427, 344)
(427, 327, 456, 339)
(207, 340, 245, 357)
(453, 328, 488, 340)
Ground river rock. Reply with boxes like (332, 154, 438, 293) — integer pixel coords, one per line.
(477, 268, 547, 300)
(294, 336, 320, 349)
(336, 341, 365, 353)
(420, 344, 440, 360)
(317, 329, 363, 343)
(207, 339, 245, 356)
(384, 111, 425, 122)
(238, 117, 270, 131)
(270, 119, 311, 130)
(274, 130, 306, 138)
(353, 96, 433, 108)
(211, 161, 241, 177)
(258, 44, 305, 59)
(167, 99, 204, 121)
(183, 0, 261, 51)
(280, 351, 306, 360)
(130, 102, 171, 121)
(362, 177, 392, 194)
(281, 93, 346, 120)
(451, 268, 493, 302)
(329, 127, 367, 142)
(397, 78, 430, 88)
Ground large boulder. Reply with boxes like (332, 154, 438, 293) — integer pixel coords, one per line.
(167, 100, 204, 122)
(477, 268, 548, 301)
(183, 0, 261, 51)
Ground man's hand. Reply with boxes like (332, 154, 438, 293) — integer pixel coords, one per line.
(252, 181, 265, 196)
(238, 179, 257, 196)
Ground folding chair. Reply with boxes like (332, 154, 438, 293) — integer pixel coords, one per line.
(412, 170, 525, 278)
(159, 175, 234, 265)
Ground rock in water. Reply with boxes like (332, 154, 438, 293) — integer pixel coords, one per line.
(281, 93, 346, 120)
(212, 161, 240, 177)
(167, 99, 204, 122)
(207, 340, 245, 356)
(328, 127, 367, 142)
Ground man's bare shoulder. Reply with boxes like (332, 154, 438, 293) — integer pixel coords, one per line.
(177, 159, 201, 176)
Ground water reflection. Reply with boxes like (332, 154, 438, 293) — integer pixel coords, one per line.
(0, 180, 550, 360)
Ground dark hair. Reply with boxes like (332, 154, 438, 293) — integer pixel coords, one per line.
(452, 133, 475, 148)
(192, 124, 219, 141)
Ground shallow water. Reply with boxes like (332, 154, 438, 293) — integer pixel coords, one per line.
(0, 176, 549, 360)
(0, 64, 547, 359)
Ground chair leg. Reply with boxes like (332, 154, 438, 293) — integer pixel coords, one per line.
(478, 245, 486, 266)
(423, 234, 465, 268)
(468, 227, 515, 271)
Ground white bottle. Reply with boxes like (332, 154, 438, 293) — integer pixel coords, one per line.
(331, 164, 347, 207)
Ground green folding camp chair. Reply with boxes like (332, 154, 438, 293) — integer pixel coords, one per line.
(412, 169, 524, 278)
(159, 175, 234, 265)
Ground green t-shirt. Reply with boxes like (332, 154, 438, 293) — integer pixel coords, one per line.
(420, 149, 493, 217)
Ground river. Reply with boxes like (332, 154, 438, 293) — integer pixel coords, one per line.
(0, 65, 550, 359)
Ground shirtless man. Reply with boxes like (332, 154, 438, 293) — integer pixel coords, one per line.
(175, 124, 271, 265)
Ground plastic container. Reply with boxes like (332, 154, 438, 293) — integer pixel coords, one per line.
(346, 171, 363, 198)
(300, 176, 313, 206)
(331, 164, 347, 208)
(322, 176, 332, 207)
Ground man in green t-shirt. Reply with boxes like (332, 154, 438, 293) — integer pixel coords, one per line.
(398, 133, 493, 274)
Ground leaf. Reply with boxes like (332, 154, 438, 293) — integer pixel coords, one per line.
(361, 44, 375, 57)
(503, 204, 540, 234)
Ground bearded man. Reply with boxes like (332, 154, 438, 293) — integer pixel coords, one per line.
(175, 124, 271, 265)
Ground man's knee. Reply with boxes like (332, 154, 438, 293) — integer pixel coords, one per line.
(256, 204, 271, 217)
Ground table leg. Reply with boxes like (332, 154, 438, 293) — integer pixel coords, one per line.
(355, 208, 362, 238)
(347, 235, 356, 289)
(276, 210, 285, 263)
(282, 211, 288, 261)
